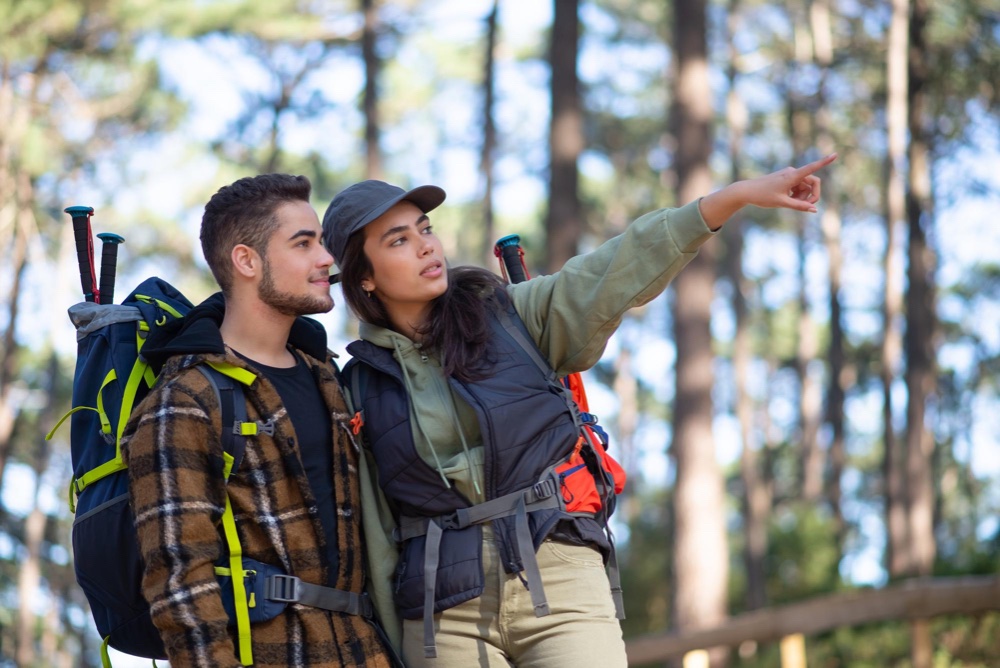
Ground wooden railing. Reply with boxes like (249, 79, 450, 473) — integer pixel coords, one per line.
(625, 575, 1000, 666)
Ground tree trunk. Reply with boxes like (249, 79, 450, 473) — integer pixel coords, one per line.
(794, 176, 823, 503)
(362, 0, 383, 180)
(16, 352, 57, 666)
(479, 0, 499, 265)
(16, 505, 46, 665)
(905, 0, 936, 662)
(810, 0, 848, 547)
(0, 59, 39, 489)
(669, 1, 728, 666)
(545, 0, 582, 273)
(884, 0, 909, 580)
(788, 15, 824, 504)
(724, 0, 767, 613)
(734, 266, 769, 612)
(0, 175, 33, 487)
(905, 0, 935, 581)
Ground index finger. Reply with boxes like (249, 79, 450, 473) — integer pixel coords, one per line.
(795, 153, 838, 178)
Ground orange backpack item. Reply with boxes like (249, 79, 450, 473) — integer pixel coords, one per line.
(553, 373, 626, 514)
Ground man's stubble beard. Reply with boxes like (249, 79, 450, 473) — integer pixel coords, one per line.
(258, 259, 334, 317)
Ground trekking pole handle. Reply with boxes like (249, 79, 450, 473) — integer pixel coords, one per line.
(495, 234, 530, 284)
(66, 206, 98, 302)
(96, 233, 124, 305)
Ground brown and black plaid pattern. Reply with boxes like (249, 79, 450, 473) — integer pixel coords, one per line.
(122, 348, 392, 668)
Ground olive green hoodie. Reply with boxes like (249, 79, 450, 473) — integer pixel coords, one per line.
(356, 200, 715, 644)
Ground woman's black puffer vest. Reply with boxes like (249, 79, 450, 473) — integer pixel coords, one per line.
(344, 298, 610, 619)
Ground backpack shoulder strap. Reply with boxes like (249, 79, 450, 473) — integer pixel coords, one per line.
(349, 362, 367, 413)
(194, 363, 256, 663)
(494, 306, 560, 383)
(495, 306, 582, 426)
(195, 364, 248, 479)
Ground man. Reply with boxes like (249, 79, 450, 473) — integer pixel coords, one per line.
(122, 174, 397, 667)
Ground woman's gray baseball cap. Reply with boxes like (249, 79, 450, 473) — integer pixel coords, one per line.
(322, 180, 446, 264)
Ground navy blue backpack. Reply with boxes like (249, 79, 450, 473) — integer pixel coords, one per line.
(47, 277, 252, 664)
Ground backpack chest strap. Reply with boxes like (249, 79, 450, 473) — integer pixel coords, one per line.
(395, 476, 562, 542)
(398, 476, 569, 658)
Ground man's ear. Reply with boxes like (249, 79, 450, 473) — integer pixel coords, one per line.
(231, 244, 259, 279)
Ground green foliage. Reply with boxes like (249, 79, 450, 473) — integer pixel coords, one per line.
(765, 503, 844, 603)
(619, 485, 674, 638)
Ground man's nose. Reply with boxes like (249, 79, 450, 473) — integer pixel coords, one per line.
(318, 247, 334, 267)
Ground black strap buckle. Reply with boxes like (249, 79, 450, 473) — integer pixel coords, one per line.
(359, 592, 374, 618)
(532, 478, 557, 500)
(264, 574, 301, 603)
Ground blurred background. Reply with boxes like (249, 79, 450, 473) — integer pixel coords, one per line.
(1, 0, 998, 666)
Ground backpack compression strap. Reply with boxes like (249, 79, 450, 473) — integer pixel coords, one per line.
(51, 324, 160, 512)
(54, 297, 187, 510)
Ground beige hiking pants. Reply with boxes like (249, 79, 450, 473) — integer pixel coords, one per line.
(401, 535, 627, 668)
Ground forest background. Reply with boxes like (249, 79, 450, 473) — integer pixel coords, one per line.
(1, 0, 998, 666)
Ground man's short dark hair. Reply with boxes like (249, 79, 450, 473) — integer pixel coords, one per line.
(200, 173, 312, 294)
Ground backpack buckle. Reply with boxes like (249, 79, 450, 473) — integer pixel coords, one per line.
(264, 574, 301, 603)
(233, 420, 275, 437)
(532, 478, 557, 501)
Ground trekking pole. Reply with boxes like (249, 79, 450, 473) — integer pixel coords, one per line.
(65, 206, 99, 303)
(493, 233, 594, 410)
(96, 233, 125, 305)
(493, 234, 530, 284)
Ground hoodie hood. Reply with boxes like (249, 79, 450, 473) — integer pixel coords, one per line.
(356, 320, 483, 497)
(358, 320, 415, 352)
(141, 292, 331, 372)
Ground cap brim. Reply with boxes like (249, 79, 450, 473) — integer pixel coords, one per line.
(402, 184, 447, 214)
(355, 184, 446, 232)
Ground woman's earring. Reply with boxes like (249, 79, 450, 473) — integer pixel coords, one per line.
(364, 288, 373, 300)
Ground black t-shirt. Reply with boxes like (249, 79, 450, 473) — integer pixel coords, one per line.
(235, 350, 337, 583)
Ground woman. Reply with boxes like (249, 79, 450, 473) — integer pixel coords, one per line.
(323, 154, 835, 668)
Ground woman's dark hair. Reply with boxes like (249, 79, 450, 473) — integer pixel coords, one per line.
(340, 229, 506, 382)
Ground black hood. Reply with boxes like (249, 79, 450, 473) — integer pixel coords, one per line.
(141, 292, 331, 371)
